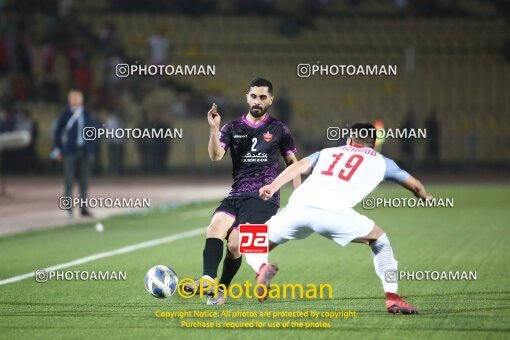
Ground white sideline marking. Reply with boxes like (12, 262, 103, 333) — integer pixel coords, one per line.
(0, 227, 206, 286)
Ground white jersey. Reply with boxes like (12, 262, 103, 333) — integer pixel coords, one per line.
(289, 145, 410, 212)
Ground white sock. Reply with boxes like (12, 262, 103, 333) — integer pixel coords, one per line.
(370, 233, 398, 294)
(245, 253, 268, 274)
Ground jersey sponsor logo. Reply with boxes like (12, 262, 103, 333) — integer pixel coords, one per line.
(263, 132, 273, 142)
(242, 152, 268, 163)
(234, 134, 248, 139)
(239, 224, 268, 253)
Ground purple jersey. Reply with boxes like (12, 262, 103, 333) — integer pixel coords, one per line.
(219, 113, 297, 204)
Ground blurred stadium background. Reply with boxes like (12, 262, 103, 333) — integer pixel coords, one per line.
(0, 0, 508, 233)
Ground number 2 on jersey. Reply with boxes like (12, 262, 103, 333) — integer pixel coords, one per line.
(251, 137, 257, 151)
(320, 153, 364, 181)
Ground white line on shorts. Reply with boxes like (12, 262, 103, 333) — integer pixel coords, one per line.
(0, 227, 206, 286)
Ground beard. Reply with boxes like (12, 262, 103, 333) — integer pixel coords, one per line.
(249, 105, 268, 118)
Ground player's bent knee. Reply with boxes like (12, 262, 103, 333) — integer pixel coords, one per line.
(372, 224, 385, 238)
(227, 246, 241, 259)
(362, 225, 386, 245)
(353, 224, 386, 245)
(206, 212, 236, 238)
(227, 237, 239, 249)
(227, 240, 240, 257)
(206, 223, 230, 238)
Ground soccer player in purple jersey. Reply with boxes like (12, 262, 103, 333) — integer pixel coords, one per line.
(184, 78, 300, 304)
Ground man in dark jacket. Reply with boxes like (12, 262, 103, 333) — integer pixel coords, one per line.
(53, 90, 97, 218)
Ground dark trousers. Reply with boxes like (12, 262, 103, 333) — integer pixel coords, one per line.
(108, 143, 123, 175)
(63, 148, 90, 209)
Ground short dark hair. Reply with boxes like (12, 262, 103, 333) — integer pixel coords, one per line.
(350, 122, 377, 147)
(247, 77, 273, 94)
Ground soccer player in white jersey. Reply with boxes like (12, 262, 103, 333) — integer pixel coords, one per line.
(245, 122, 432, 314)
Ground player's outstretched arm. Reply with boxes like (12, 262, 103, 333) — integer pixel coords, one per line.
(283, 153, 302, 189)
(401, 176, 433, 200)
(260, 158, 311, 200)
(207, 103, 225, 161)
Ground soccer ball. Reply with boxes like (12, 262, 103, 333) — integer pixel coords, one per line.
(144, 265, 179, 298)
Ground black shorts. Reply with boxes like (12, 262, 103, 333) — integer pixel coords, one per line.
(214, 195, 279, 230)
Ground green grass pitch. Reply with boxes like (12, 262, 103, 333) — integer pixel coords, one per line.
(0, 184, 509, 339)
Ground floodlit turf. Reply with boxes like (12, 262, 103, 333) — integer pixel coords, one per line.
(0, 184, 509, 339)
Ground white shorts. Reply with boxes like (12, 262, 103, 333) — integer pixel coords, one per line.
(267, 203, 375, 247)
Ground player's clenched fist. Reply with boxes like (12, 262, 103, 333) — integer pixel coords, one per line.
(259, 185, 276, 201)
(207, 103, 221, 130)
